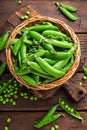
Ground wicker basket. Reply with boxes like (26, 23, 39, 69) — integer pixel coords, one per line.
(6, 16, 80, 90)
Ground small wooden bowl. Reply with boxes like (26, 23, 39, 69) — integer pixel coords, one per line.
(6, 16, 80, 90)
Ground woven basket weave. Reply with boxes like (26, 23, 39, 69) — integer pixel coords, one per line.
(6, 16, 80, 90)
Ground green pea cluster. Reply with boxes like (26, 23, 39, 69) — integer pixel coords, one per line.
(0, 78, 38, 106)
(0, 79, 18, 105)
(51, 125, 59, 130)
(20, 11, 30, 21)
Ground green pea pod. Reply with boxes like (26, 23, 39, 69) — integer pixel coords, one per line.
(44, 58, 57, 65)
(31, 69, 53, 79)
(28, 25, 59, 32)
(41, 42, 56, 53)
(21, 75, 37, 86)
(43, 44, 75, 60)
(59, 5, 78, 21)
(42, 30, 70, 41)
(36, 57, 65, 78)
(34, 104, 59, 128)
(20, 43, 27, 61)
(53, 57, 70, 70)
(59, 98, 83, 121)
(47, 39, 73, 49)
(27, 61, 48, 75)
(14, 67, 30, 75)
(28, 31, 45, 41)
(34, 113, 63, 128)
(0, 62, 6, 76)
(56, 3, 78, 21)
(18, 51, 21, 67)
(0, 31, 9, 51)
(61, 4, 77, 12)
(11, 37, 22, 56)
(83, 66, 87, 76)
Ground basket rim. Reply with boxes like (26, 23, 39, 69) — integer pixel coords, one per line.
(6, 15, 81, 90)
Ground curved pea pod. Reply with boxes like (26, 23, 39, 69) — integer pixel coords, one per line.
(41, 42, 56, 53)
(61, 4, 77, 12)
(58, 98, 83, 121)
(26, 50, 46, 61)
(14, 67, 30, 75)
(44, 58, 57, 65)
(43, 44, 76, 60)
(11, 37, 22, 56)
(21, 75, 37, 86)
(0, 62, 6, 76)
(20, 43, 27, 61)
(35, 57, 65, 78)
(31, 69, 53, 79)
(53, 57, 70, 70)
(47, 39, 73, 49)
(42, 30, 70, 41)
(34, 104, 60, 128)
(58, 4, 78, 21)
(28, 31, 45, 41)
(28, 25, 59, 32)
(83, 66, 87, 76)
(61, 56, 74, 73)
(0, 31, 9, 51)
(27, 61, 48, 75)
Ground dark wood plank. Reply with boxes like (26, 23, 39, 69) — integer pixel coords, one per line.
(0, 111, 87, 130)
(0, 0, 87, 33)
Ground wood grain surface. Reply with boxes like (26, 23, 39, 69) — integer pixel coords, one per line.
(0, 0, 87, 130)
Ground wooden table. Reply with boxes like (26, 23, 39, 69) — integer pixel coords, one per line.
(0, 0, 87, 130)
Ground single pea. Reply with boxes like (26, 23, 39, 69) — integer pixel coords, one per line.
(23, 93, 28, 96)
(67, 107, 71, 112)
(4, 126, 9, 130)
(79, 82, 83, 86)
(70, 108, 74, 113)
(20, 92, 24, 97)
(51, 126, 55, 130)
(54, 125, 59, 129)
(26, 11, 30, 15)
(2, 100, 6, 105)
(30, 96, 34, 101)
(19, 83, 23, 87)
(14, 83, 17, 87)
(65, 104, 68, 109)
(12, 101, 16, 106)
(60, 101, 65, 105)
(6, 117, 11, 123)
(5, 98, 9, 103)
(0, 98, 4, 102)
(18, 0, 21, 5)
(14, 95, 18, 99)
(10, 99, 13, 103)
(24, 15, 28, 19)
(34, 97, 38, 101)
(24, 95, 29, 99)
(82, 76, 87, 80)
(15, 87, 18, 91)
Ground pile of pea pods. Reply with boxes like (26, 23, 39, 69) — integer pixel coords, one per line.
(10, 21, 76, 86)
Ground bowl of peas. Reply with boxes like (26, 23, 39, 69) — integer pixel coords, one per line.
(6, 16, 80, 90)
